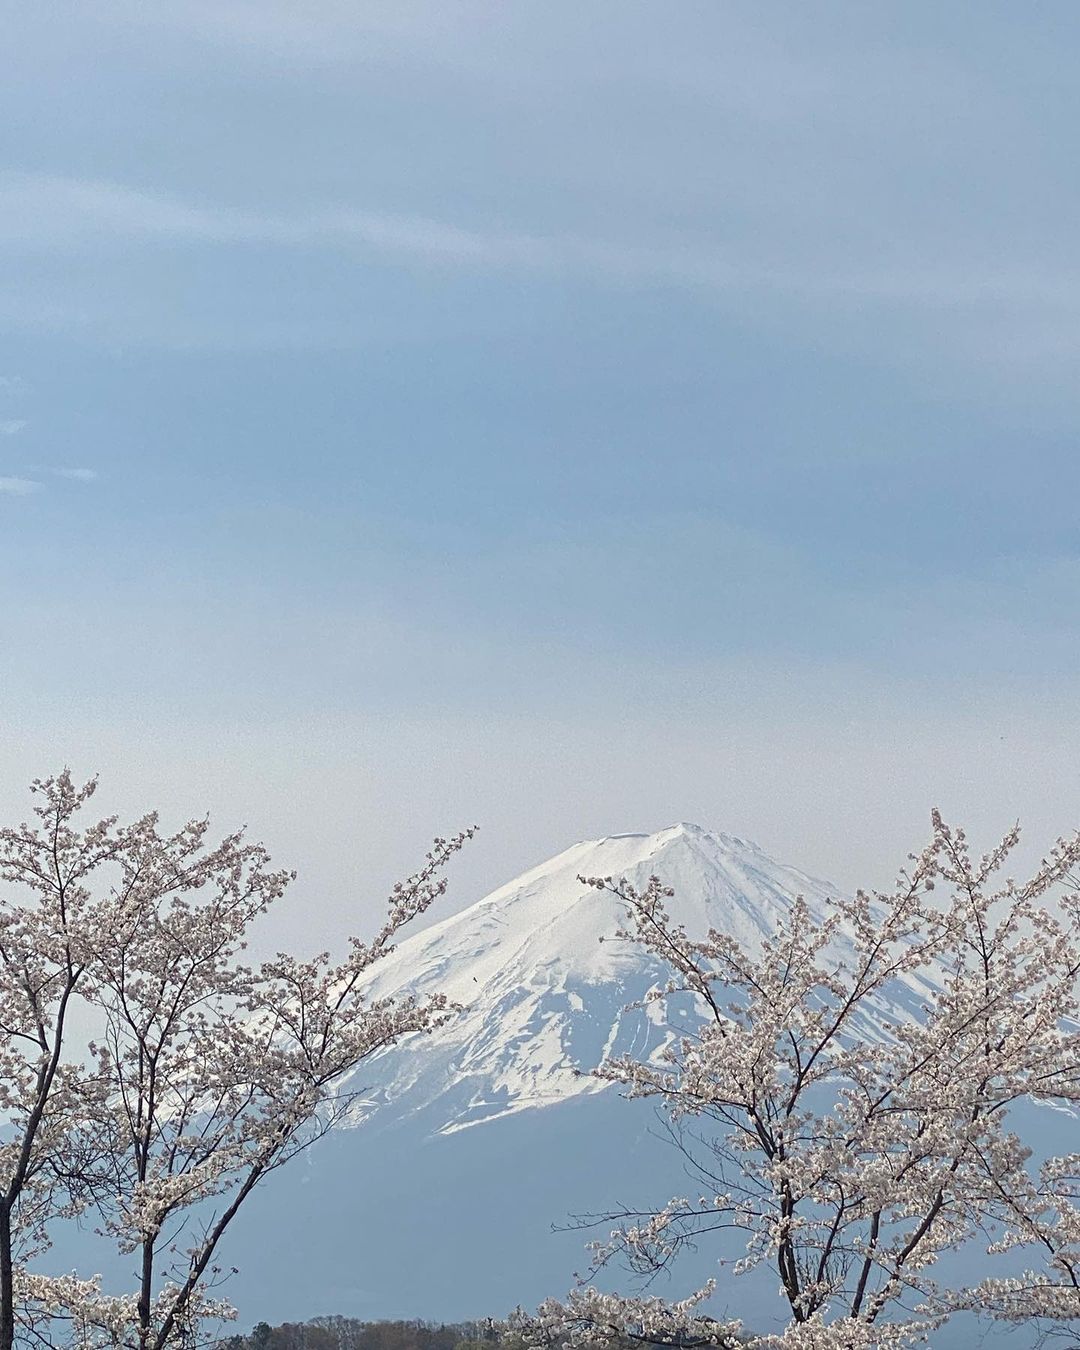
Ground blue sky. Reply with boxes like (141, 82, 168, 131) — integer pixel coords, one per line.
(2, 2, 1079, 946)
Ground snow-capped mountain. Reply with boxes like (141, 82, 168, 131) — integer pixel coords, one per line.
(148, 825, 1013, 1347)
(344, 822, 924, 1136)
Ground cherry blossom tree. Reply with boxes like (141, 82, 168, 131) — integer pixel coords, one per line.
(0, 772, 472, 1350)
(0, 772, 134, 1350)
(521, 814, 1080, 1350)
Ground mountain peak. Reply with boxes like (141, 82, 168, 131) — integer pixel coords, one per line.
(589, 820, 746, 845)
(585, 821, 768, 866)
(347, 823, 851, 1135)
(656, 820, 759, 851)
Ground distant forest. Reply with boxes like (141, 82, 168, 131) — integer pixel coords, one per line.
(218, 1319, 506, 1350)
(217, 1315, 748, 1350)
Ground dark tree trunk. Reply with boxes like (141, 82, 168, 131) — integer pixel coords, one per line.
(139, 1239, 154, 1350)
(0, 1199, 15, 1350)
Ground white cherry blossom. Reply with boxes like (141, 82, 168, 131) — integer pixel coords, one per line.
(0, 771, 472, 1350)
(523, 813, 1080, 1349)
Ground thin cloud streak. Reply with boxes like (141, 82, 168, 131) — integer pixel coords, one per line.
(0, 174, 515, 259)
(0, 478, 42, 496)
(0, 420, 27, 436)
(49, 467, 98, 482)
(4, 174, 1080, 323)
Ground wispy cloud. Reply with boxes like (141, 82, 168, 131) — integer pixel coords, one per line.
(50, 467, 97, 482)
(2, 174, 1078, 326)
(0, 477, 42, 496)
(0, 376, 24, 393)
(0, 175, 498, 260)
(0, 420, 27, 436)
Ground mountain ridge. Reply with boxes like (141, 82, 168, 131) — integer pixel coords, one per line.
(343, 822, 883, 1136)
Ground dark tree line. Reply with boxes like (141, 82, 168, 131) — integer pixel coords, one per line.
(218, 1318, 504, 1350)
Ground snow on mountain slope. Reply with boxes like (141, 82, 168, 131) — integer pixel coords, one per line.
(345, 823, 929, 1136)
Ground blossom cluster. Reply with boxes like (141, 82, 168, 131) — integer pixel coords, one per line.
(0, 771, 474, 1350)
(521, 813, 1080, 1348)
